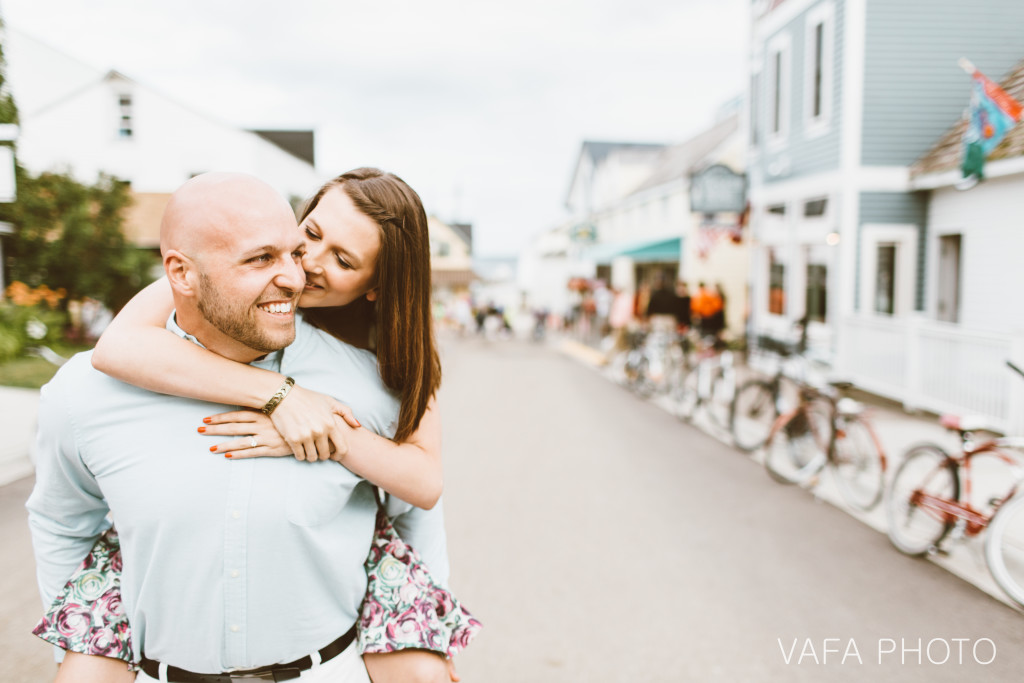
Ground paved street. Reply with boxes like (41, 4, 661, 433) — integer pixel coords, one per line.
(5, 334, 1024, 681)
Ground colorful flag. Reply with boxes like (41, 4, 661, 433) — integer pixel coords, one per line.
(961, 68, 1022, 180)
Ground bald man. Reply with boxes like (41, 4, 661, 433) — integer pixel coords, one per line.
(27, 174, 447, 682)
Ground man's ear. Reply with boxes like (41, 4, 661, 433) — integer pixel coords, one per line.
(164, 250, 199, 297)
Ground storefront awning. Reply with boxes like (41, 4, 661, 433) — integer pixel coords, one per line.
(587, 236, 683, 265)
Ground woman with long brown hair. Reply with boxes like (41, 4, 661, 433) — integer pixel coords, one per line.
(39, 168, 473, 683)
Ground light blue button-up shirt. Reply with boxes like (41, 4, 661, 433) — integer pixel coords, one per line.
(27, 314, 448, 672)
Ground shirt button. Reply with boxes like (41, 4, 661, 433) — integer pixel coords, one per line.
(232, 510, 241, 519)
(231, 570, 240, 578)
(231, 625, 240, 633)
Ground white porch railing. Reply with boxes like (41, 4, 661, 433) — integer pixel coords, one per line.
(838, 315, 1024, 434)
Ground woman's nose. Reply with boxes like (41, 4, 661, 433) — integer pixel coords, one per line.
(302, 247, 322, 273)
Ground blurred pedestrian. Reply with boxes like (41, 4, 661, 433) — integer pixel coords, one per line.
(692, 281, 724, 339)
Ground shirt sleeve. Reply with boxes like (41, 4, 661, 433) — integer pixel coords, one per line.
(25, 379, 112, 612)
(388, 497, 450, 588)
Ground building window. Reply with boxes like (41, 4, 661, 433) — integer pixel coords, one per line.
(768, 204, 786, 215)
(805, 246, 828, 323)
(804, 198, 827, 217)
(804, 2, 834, 130)
(769, 249, 786, 315)
(937, 234, 962, 323)
(767, 33, 791, 142)
(874, 244, 897, 315)
(750, 73, 760, 146)
(118, 94, 133, 138)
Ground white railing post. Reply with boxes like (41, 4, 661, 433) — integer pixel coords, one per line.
(903, 313, 925, 413)
(1007, 334, 1024, 435)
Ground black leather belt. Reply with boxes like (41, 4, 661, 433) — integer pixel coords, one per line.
(139, 623, 357, 682)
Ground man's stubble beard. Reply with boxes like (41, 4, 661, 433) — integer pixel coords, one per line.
(197, 270, 295, 354)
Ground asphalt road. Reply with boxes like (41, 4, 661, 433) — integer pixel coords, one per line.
(4, 334, 1024, 681)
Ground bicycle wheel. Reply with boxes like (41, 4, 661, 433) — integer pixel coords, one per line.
(705, 366, 735, 429)
(830, 417, 886, 511)
(730, 379, 778, 452)
(885, 444, 959, 557)
(763, 404, 829, 485)
(624, 353, 653, 398)
(673, 365, 700, 422)
(985, 493, 1024, 608)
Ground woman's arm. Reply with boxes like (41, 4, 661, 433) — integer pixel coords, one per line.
(93, 279, 442, 507)
(203, 396, 443, 509)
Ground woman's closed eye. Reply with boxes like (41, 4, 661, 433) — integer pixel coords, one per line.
(304, 226, 321, 241)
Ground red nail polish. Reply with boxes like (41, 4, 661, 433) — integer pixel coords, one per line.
(198, 426, 206, 433)
(210, 446, 218, 452)
(203, 417, 212, 424)
(225, 453, 233, 459)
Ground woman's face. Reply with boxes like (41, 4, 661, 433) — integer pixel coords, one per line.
(298, 185, 382, 309)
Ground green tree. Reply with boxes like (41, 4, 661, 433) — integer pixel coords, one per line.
(0, 16, 18, 126)
(1, 166, 157, 311)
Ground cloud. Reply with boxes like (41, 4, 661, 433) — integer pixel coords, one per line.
(4, 0, 748, 255)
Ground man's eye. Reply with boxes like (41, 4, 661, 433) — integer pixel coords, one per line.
(292, 248, 306, 261)
(249, 254, 272, 264)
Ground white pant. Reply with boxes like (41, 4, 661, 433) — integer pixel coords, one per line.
(135, 641, 370, 683)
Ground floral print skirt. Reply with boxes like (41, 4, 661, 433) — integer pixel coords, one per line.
(34, 521, 481, 661)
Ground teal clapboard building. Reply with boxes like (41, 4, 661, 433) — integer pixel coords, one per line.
(747, 0, 1024, 353)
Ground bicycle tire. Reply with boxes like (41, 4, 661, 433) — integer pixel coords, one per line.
(885, 444, 959, 557)
(830, 417, 886, 511)
(730, 379, 778, 452)
(706, 366, 735, 429)
(763, 405, 829, 485)
(673, 365, 700, 422)
(985, 493, 1024, 608)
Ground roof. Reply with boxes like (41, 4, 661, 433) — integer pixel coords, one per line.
(449, 222, 473, 250)
(911, 59, 1024, 178)
(251, 130, 316, 166)
(627, 114, 740, 196)
(565, 140, 669, 207)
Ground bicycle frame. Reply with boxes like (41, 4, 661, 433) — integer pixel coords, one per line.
(909, 440, 1024, 538)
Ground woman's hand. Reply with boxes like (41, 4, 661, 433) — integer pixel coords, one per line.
(201, 409, 353, 462)
(265, 384, 361, 461)
(202, 410, 292, 459)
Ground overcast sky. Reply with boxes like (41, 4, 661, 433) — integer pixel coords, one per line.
(2, 0, 748, 257)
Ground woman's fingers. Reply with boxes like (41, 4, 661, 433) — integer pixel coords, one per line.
(315, 432, 332, 462)
(203, 410, 261, 425)
(200, 422, 264, 437)
(331, 399, 362, 429)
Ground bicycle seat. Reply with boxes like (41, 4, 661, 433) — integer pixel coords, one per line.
(940, 414, 998, 433)
(836, 397, 863, 416)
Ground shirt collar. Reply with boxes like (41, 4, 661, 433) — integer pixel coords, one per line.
(166, 311, 284, 371)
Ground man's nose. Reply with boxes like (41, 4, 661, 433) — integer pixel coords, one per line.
(276, 255, 306, 293)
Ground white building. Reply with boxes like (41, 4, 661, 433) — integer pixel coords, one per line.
(5, 27, 323, 249)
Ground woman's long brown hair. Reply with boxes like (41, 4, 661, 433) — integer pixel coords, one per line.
(299, 168, 441, 442)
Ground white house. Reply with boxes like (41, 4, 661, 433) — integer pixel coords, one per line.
(5, 27, 324, 249)
(427, 216, 475, 306)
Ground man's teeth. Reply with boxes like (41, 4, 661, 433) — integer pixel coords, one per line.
(260, 302, 292, 314)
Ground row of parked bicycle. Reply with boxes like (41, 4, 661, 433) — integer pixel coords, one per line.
(610, 324, 1024, 610)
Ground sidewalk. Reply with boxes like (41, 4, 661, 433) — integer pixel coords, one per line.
(558, 337, 1024, 613)
(0, 386, 38, 487)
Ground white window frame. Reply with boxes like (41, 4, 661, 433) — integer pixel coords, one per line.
(803, 1, 835, 138)
(859, 224, 919, 318)
(766, 32, 792, 148)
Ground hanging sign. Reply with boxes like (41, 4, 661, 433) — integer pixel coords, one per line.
(690, 164, 747, 214)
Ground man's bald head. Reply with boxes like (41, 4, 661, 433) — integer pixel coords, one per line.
(160, 172, 307, 362)
(160, 173, 296, 260)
